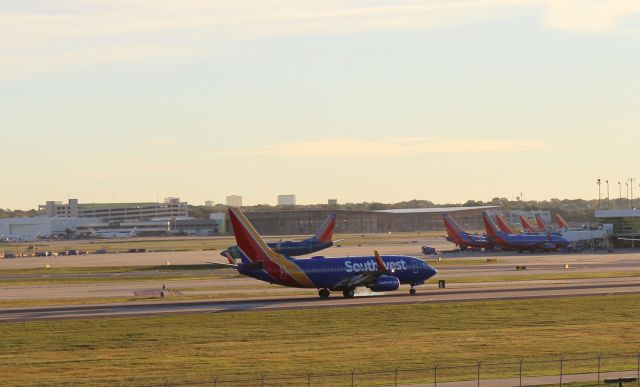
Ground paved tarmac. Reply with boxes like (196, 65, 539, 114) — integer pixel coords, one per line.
(3, 276, 640, 322)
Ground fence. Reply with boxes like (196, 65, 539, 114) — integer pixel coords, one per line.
(103, 353, 640, 386)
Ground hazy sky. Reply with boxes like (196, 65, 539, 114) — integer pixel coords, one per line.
(2, 1, 640, 209)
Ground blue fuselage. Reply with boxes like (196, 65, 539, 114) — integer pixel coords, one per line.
(237, 255, 437, 290)
(267, 240, 334, 256)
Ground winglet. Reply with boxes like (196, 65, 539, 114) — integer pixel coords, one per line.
(374, 250, 388, 272)
(221, 250, 236, 265)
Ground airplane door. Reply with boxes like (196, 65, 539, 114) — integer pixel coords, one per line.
(412, 260, 419, 274)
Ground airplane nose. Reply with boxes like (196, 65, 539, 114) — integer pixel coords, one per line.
(425, 264, 437, 278)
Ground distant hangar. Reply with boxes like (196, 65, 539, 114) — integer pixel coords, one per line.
(242, 206, 498, 235)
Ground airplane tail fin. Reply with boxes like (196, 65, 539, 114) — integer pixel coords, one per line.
(519, 215, 536, 233)
(442, 214, 465, 239)
(535, 214, 547, 231)
(495, 214, 514, 234)
(555, 214, 570, 229)
(482, 212, 500, 239)
(309, 214, 336, 242)
(227, 207, 281, 265)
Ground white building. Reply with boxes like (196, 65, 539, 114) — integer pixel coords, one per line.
(0, 217, 98, 239)
(39, 198, 188, 222)
(278, 195, 296, 206)
(226, 195, 242, 207)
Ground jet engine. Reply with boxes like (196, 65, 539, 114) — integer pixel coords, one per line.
(367, 275, 400, 292)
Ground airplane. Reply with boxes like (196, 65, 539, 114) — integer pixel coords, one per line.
(495, 214, 517, 234)
(555, 214, 570, 229)
(0, 235, 40, 242)
(223, 213, 339, 259)
(222, 207, 437, 298)
(89, 227, 138, 239)
(519, 215, 538, 233)
(442, 213, 492, 251)
(483, 212, 570, 251)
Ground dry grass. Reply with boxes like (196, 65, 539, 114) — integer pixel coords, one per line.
(1, 295, 640, 385)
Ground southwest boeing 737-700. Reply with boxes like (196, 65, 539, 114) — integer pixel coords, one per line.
(221, 207, 437, 298)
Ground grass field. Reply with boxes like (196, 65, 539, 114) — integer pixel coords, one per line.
(2, 294, 640, 385)
(0, 231, 444, 255)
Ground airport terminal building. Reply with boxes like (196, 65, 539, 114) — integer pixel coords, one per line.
(596, 209, 640, 244)
(39, 198, 188, 222)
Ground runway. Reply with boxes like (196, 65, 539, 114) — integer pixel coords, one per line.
(3, 277, 640, 322)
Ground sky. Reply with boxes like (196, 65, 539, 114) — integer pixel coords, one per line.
(2, 0, 640, 209)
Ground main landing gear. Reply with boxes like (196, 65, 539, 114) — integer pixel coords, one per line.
(342, 289, 355, 298)
(318, 288, 330, 298)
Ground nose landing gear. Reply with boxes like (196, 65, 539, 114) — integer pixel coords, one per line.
(409, 285, 417, 295)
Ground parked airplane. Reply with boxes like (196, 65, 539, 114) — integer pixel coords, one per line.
(495, 214, 517, 234)
(223, 213, 338, 259)
(442, 213, 492, 250)
(0, 235, 40, 242)
(519, 215, 538, 233)
(483, 212, 570, 251)
(222, 207, 437, 298)
(555, 214, 570, 229)
(89, 228, 138, 239)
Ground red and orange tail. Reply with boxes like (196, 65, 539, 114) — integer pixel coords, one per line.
(312, 214, 336, 242)
(519, 215, 536, 233)
(495, 214, 514, 234)
(555, 214, 569, 229)
(535, 214, 547, 231)
(228, 207, 279, 264)
(227, 207, 315, 287)
(443, 214, 465, 239)
(482, 212, 499, 239)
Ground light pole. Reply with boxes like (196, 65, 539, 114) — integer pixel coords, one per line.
(606, 180, 610, 209)
(630, 178, 636, 208)
(597, 179, 601, 209)
(626, 182, 630, 209)
(618, 181, 622, 209)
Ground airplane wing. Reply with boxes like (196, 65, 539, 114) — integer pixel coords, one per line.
(206, 261, 238, 269)
(331, 250, 392, 290)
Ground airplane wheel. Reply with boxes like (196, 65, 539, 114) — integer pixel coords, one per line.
(410, 288, 417, 295)
(319, 289, 330, 298)
(342, 289, 355, 298)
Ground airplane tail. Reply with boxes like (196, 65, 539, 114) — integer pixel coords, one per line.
(228, 207, 280, 265)
(519, 215, 536, 233)
(442, 214, 465, 239)
(495, 214, 514, 234)
(535, 214, 547, 231)
(309, 214, 336, 242)
(482, 212, 500, 240)
(555, 214, 570, 229)
(227, 207, 314, 287)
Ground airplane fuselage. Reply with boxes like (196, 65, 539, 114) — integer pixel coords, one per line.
(267, 240, 334, 256)
(237, 255, 437, 291)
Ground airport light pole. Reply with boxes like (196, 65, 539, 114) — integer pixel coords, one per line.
(606, 180, 610, 209)
(629, 178, 636, 209)
(626, 182, 630, 209)
(597, 179, 601, 209)
(618, 181, 622, 209)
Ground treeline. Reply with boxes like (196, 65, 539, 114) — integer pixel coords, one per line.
(0, 209, 38, 219)
(189, 197, 632, 223)
(6, 197, 631, 223)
